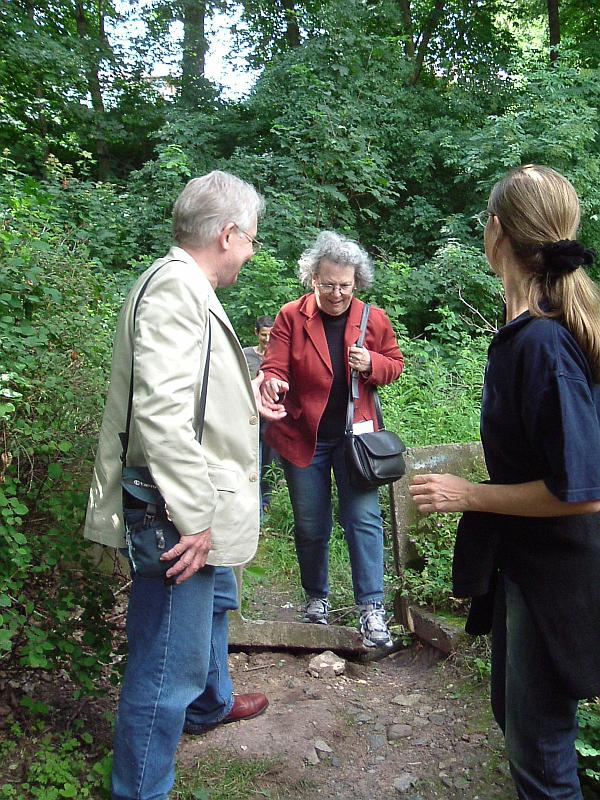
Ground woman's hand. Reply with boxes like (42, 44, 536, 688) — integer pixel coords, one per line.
(409, 473, 475, 514)
(255, 371, 288, 419)
(349, 345, 371, 374)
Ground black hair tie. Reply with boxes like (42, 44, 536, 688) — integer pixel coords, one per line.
(541, 239, 596, 275)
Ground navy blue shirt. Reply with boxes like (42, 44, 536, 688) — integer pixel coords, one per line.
(481, 311, 600, 502)
(453, 310, 600, 698)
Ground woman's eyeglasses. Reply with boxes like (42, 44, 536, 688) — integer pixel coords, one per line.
(475, 209, 495, 228)
(315, 283, 355, 295)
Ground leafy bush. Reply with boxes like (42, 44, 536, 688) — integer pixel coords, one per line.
(381, 331, 488, 447)
(0, 720, 111, 799)
(400, 513, 464, 613)
(577, 701, 600, 788)
(0, 160, 134, 690)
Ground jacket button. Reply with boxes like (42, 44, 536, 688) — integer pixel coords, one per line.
(249, 415, 258, 425)
(249, 472, 259, 482)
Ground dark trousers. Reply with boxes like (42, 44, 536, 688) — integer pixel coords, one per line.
(491, 574, 583, 800)
(260, 437, 278, 509)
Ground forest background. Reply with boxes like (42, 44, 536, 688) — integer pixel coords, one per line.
(1, 0, 600, 796)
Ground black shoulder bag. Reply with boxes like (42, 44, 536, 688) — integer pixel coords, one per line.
(344, 303, 406, 490)
(119, 264, 211, 578)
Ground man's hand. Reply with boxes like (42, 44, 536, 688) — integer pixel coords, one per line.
(162, 528, 212, 584)
(254, 371, 288, 420)
(409, 473, 474, 515)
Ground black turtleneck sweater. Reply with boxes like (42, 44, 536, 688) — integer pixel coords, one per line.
(317, 308, 350, 440)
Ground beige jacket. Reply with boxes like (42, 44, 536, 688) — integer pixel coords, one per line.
(84, 247, 260, 566)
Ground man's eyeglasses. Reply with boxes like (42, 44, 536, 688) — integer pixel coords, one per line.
(475, 209, 495, 228)
(235, 224, 262, 254)
(315, 283, 355, 295)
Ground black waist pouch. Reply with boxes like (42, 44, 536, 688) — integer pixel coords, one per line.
(122, 466, 180, 579)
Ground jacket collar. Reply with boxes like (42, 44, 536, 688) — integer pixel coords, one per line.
(298, 294, 366, 373)
(167, 246, 235, 336)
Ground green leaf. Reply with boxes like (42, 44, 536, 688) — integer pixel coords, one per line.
(48, 463, 63, 479)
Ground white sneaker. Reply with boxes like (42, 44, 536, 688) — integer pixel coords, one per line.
(303, 597, 330, 625)
(359, 602, 393, 648)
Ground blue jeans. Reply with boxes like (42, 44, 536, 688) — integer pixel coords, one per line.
(111, 565, 238, 800)
(282, 437, 384, 605)
(491, 574, 583, 800)
(259, 435, 279, 510)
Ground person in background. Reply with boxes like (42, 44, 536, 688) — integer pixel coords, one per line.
(84, 171, 286, 800)
(243, 315, 279, 513)
(260, 231, 404, 648)
(410, 165, 600, 800)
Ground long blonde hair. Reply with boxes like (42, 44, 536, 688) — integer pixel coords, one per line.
(489, 164, 600, 380)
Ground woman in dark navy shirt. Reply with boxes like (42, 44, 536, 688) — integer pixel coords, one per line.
(410, 165, 600, 800)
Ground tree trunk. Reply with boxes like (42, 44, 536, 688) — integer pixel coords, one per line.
(180, 0, 208, 107)
(74, 2, 111, 180)
(410, 0, 444, 85)
(547, 0, 560, 62)
(24, 0, 49, 156)
(397, 0, 415, 59)
(281, 0, 301, 49)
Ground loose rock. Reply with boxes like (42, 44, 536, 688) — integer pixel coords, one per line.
(368, 734, 387, 751)
(391, 693, 422, 707)
(387, 723, 413, 741)
(393, 773, 418, 793)
(428, 713, 445, 725)
(314, 739, 333, 755)
(308, 651, 346, 679)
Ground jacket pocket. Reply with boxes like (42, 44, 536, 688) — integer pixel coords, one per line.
(207, 464, 239, 492)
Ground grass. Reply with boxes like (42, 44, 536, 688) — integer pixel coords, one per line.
(173, 752, 313, 800)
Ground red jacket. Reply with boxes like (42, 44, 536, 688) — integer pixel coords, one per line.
(261, 294, 404, 467)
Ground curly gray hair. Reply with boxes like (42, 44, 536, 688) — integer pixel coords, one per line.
(297, 231, 374, 289)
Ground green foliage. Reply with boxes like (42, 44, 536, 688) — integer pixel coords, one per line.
(0, 160, 133, 690)
(577, 701, 600, 787)
(219, 251, 302, 344)
(381, 334, 488, 448)
(400, 513, 465, 612)
(0, 0, 167, 178)
(0, 726, 111, 800)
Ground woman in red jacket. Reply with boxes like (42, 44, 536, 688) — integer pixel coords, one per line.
(260, 231, 404, 647)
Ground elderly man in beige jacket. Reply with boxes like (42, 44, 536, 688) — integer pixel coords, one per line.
(84, 171, 285, 800)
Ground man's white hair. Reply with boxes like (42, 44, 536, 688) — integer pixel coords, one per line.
(298, 230, 374, 289)
(172, 170, 265, 247)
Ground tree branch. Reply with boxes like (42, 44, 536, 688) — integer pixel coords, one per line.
(397, 0, 415, 59)
(410, 0, 444, 86)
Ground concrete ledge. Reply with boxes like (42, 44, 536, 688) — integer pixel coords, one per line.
(229, 613, 367, 653)
(395, 597, 466, 655)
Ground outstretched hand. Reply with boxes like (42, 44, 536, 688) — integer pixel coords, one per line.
(162, 528, 212, 584)
(409, 473, 474, 515)
(254, 370, 288, 420)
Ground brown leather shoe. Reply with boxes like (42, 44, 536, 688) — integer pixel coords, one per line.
(222, 692, 269, 724)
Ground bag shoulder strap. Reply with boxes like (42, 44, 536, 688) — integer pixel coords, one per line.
(346, 303, 385, 434)
(120, 261, 212, 464)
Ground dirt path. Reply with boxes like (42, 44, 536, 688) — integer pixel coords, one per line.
(178, 644, 516, 800)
